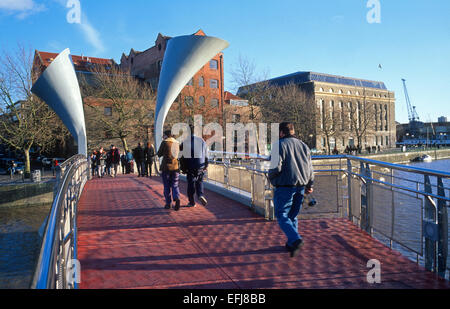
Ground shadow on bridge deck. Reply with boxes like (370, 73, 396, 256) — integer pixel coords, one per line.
(76, 174, 449, 289)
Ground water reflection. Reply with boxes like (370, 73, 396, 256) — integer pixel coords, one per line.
(0, 204, 50, 289)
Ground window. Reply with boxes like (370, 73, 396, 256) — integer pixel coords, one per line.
(319, 87, 324, 92)
(210, 98, 219, 108)
(187, 78, 193, 86)
(210, 79, 219, 89)
(199, 96, 205, 106)
(185, 96, 194, 107)
(385, 136, 389, 146)
(199, 76, 204, 87)
(209, 59, 218, 70)
(330, 137, 336, 150)
(232, 114, 240, 123)
(329, 88, 334, 93)
(104, 107, 112, 116)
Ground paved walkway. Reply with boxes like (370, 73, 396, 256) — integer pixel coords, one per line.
(77, 175, 449, 289)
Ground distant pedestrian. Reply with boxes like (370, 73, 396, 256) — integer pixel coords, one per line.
(52, 159, 59, 176)
(157, 130, 181, 211)
(109, 145, 120, 177)
(120, 153, 127, 174)
(268, 122, 314, 257)
(96, 147, 107, 178)
(125, 149, 134, 174)
(144, 142, 156, 177)
(90, 151, 97, 177)
(180, 127, 208, 207)
(133, 143, 145, 177)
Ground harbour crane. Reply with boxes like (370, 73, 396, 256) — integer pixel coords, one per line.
(401, 78, 420, 123)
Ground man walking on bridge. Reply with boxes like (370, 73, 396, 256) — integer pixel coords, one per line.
(157, 130, 181, 211)
(268, 122, 314, 257)
(180, 126, 208, 208)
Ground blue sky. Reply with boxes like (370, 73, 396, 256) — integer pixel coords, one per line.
(0, 0, 449, 124)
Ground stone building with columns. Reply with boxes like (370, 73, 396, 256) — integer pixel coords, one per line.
(238, 71, 396, 152)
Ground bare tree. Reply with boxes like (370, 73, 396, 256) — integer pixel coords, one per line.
(229, 54, 270, 122)
(346, 99, 376, 150)
(0, 45, 63, 177)
(315, 99, 345, 154)
(80, 66, 156, 152)
(260, 83, 316, 145)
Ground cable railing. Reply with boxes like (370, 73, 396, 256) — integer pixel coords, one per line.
(203, 153, 449, 279)
(31, 154, 90, 289)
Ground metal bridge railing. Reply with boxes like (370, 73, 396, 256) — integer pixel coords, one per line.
(204, 153, 449, 279)
(31, 154, 90, 289)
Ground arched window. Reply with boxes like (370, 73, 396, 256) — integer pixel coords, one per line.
(209, 59, 218, 70)
(199, 76, 204, 87)
(199, 96, 205, 106)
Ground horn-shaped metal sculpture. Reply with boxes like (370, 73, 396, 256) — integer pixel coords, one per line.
(31, 48, 87, 156)
(155, 35, 229, 150)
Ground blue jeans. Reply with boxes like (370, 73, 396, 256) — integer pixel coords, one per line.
(161, 171, 180, 204)
(273, 186, 305, 246)
(186, 170, 204, 204)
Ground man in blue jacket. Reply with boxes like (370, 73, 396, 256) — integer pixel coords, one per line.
(180, 126, 208, 208)
(268, 122, 314, 257)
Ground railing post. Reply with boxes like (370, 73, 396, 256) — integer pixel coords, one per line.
(437, 177, 448, 278)
(424, 175, 437, 272)
(360, 162, 372, 234)
(347, 159, 352, 221)
(224, 158, 230, 190)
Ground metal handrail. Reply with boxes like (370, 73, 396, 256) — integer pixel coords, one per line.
(31, 155, 89, 289)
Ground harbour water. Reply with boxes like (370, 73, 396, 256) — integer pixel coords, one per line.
(372, 158, 449, 278)
(0, 204, 51, 289)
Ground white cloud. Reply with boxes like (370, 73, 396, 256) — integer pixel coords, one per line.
(0, 0, 46, 18)
(78, 14, 106, 55)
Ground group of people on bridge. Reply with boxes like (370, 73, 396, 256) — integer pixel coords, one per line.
(88, 122, 315, 257)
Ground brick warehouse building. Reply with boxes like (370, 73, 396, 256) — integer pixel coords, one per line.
(238, 71, 396, 152)
(120, 30, 227, 126)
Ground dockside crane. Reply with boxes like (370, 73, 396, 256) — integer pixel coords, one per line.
(402, 79, 420, 122)
(402, 78, 422, 132)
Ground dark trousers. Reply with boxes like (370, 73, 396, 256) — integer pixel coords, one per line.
(186, 170, 204, 204)
(136, 160, 145, 176)
(161, 171, 180, 204)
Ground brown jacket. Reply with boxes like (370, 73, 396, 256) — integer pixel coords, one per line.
(157, 137, 180, 172)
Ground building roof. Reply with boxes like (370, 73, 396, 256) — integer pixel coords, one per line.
(224, 91, 245, 101)
(35, 50, 116, 71)
(238, 71, 388, 96)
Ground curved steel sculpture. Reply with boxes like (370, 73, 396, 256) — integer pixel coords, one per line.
(31, 48, 87, 156)
(155, 35, 229, 150)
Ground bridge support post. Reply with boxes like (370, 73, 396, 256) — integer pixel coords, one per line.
(347, 159, 353, 221)
(360, 162, 372, 234)
(437, 177, 448, 278)
(424, 175, 437, 273)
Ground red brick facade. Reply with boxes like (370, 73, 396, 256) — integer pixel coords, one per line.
(120, 29, 225, 125)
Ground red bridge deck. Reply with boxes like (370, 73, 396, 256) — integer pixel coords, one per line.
(77, 175, 449, 289)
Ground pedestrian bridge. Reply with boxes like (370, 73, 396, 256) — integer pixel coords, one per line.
(31, 155, 450, 289)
